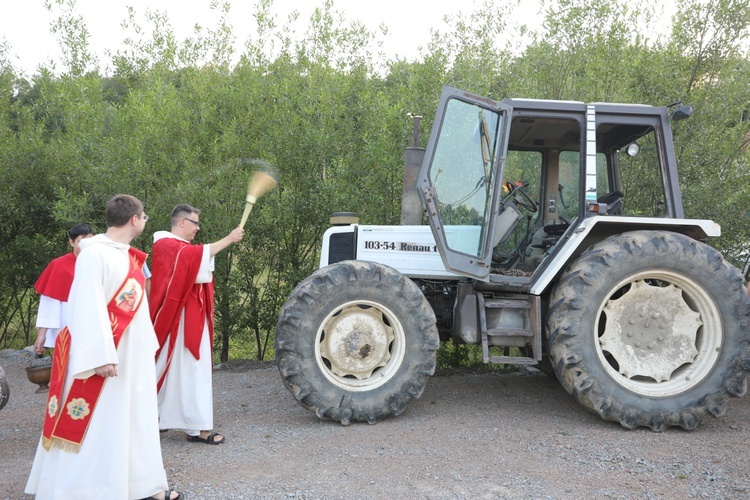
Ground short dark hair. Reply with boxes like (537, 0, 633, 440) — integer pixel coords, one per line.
(68, 223, 93, 240)
(170, 204, 200, 227)
(106, 194, 144, 228)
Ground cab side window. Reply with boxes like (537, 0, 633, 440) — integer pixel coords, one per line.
(595, 122, 667, 217)
(618, 129, 666, 216)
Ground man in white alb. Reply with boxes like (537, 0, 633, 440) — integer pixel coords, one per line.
(25, 194, 182, 500)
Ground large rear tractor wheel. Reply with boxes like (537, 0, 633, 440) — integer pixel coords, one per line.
(548, 231, 750, 431)
(275, 260, 439, 424)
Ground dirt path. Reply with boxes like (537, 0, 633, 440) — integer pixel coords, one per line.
(2, 351, 750, 499)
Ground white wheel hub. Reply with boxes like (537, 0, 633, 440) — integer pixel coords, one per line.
(319, 304, 394, 379)
(601, 280, 701, 382)
(596, 271, 723, 397)
(315, 300, 406, 391)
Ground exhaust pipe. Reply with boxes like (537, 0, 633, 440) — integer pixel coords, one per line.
(401, 113, 425, 225)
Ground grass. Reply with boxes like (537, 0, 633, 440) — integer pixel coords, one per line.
(435, 342, 524, 373)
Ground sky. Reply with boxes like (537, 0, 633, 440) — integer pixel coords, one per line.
(0, 0, 533, 76)
(0, 0, 681, 77)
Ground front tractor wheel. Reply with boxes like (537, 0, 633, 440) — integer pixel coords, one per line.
(275, 261, 439, 424)
(548, 231, 750, 431)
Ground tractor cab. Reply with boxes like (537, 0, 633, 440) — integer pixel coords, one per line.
(419, 86, 691, 286)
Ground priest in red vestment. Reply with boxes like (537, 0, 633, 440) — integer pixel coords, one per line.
(33, 223, 94, 354)
(150, 203, 244, 444)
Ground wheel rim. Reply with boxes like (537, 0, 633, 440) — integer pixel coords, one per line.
(315, 300, 406, 392)
(596, 270, 722, 397)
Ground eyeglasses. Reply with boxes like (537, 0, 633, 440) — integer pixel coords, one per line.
(137, 214, 149, 222)
(183, 217, 200, 227)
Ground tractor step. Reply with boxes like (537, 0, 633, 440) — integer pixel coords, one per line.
(486, 356, 538, 365)
(486, 328, 533, 337)
(483, 298, 531, 309)
(477, 292, 541, 364)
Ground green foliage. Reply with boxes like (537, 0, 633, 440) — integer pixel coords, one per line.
(436, 342, 516, 372)
(1, 0, 749, 359)
(666, 0, 750, 265)
(436, 342, 485, 370)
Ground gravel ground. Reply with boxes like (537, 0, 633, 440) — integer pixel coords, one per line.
(2, 348, 750, 499)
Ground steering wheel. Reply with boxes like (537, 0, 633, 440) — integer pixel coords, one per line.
(503, 181, 537, 213)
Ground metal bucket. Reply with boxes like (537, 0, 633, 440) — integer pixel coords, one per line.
(25, 356, 52, 394)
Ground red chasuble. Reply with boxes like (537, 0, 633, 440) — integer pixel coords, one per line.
(150, 237, 214, 379)
(34, 252, 77, 302)
(42, 248, 147, 452)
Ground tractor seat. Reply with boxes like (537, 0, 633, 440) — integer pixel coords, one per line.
(543, 223, 569, 237)
(597, 191, 624, 215)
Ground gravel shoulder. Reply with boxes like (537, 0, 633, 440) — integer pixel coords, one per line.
(2, 350, 750, 499)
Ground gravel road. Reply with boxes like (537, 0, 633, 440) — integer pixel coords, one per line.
(2, 348, 750, 499)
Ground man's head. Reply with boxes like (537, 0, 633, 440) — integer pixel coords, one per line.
(106, 194, 148, 237)
(170, 203, 201, 242)
(68, 223, 94, 256)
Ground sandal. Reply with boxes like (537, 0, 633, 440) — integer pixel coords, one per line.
(186, 431, 224, 445)
(141, 488, 183, 500)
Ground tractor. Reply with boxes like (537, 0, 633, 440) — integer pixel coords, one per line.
(275, 86, 750, 430)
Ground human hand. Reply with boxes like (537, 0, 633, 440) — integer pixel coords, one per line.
(94, 364, 118, 378)
(228, 226, 245, 243)
(34, 330, 47, 355)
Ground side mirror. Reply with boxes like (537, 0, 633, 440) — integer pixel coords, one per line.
(672, 105, 693, 121)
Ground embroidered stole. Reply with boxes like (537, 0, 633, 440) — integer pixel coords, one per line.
(42, 248, 147, 453)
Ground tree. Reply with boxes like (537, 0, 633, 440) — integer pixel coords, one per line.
(1, 0, 749, 356)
